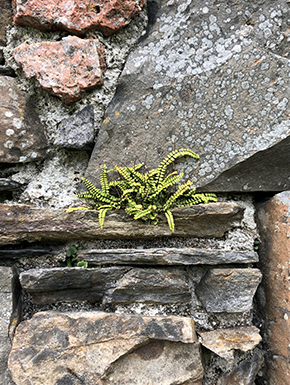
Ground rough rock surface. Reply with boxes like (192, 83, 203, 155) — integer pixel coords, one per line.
(13, 0, 146, 37)
(256, 191, 290, 384)
(198, 326, 262, 362)
(14, 36, 106, 104)
(0, 76, 47, 163)
(0, 202, 244, 245)
(86, 0, 290, 192)
(8, 311, 204, 385)
(0, 0, 13, 46)
(195, 268, 262, 313)
(20, 267, 191, 305)
(217, 349, 264, 385)
(54, 105, 95, 150)
(78, 247, 258, 266)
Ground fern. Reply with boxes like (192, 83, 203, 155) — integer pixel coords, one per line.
(68, 149, 217, 231)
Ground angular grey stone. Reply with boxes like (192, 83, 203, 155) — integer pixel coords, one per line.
(0, 178, 21, 191)
(195, 268, 262, 313)
(0, 76, 48, 163)
(78, 247, 258, 266)
(86, 0, 290, 192)
(20, 267, 191, 305)
(8, 311, 203, 385)
(54, 105, 95, 150)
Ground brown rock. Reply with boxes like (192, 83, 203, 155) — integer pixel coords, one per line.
(0, 76, 47, 163)
(195, 268, 262, 313)
(256, 191, 290, 383)
(13, 0, 145, 37)
(0, 202, 244, 246)
(0, 0, 13, 46)
(20, 267, 191, 305)
(14, 36, 106, 105)
(8, 311, 204, 385)
(198, 326, 262, 362)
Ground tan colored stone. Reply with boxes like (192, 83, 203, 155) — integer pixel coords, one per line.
(256, 191, 290, 384)
(198, 326, 262, 362)
(0, 76, 47, 163)
(13, 0, 145, 37)
(0, 202, 244, 245)
(8, 311, 204, 385)
(14, 36, 106, 105)
(0, 0, 13, 46)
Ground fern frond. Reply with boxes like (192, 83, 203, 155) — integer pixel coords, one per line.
(98, 205, 113, 229)
(164, 209, 175, 232)
(74, 192, 94, 200)
(81, 177, 119, 204)
(176, 193, 218, 207)
(100, 165, 110, 194)
(65, 206, 90, 213)
(163, 180, 193, 211)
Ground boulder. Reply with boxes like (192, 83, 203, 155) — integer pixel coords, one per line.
(86, 0, 290, 192)
(13, 0, 146, 37)
(0, 76, 47, 163)
(14, 36, 106, 105)
(0, 202, 244, 245)
(195, 268, 262, 313)
(8, 311, 204, 385)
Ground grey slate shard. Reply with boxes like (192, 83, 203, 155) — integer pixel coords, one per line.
(195, 268, 262, 313)
(0, 178, 21, 191)
(86, 0, 290, 192)
(54, 105, 95, 150)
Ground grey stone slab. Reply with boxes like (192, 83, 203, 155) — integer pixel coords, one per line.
(0, 179, 21, 191)
(0, 249, 57, 259)
(195, 268, 262, 313)
(78, 247, 258, 266)
(20, 266, 191, 305)
(54, 105, 95, 150)
(86, 0, 290, 192)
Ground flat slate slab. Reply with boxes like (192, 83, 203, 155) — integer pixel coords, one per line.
(77, 247, 258, 266)
(20, 267, 191, 305)
(8, 311, 204, 385)
(0, 202, 244, 245)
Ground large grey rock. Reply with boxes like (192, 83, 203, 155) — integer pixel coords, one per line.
(54, 105, 95, 150)
(20, 267, 191, 305)
(0, 76, 48, 163)
(78, 247, 258, 266)
(8, 311, 204, 385)
(195, 268, 262, 313)
(0, 267, 21, 385)
(86, 0, 290, 192)
(0, 202, 244, 246)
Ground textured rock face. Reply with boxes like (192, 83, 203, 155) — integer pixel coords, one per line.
(0, 202, 244, 245)
(54, 105, 95, 150)
(14, 36, 106, 104)
(198, 326, 262, 362)
(8, 311, 204, 385)
(20, 267, 191, 305)
(0, 0, 13, 46)
(196, 268, 262, 313)
(0, 76, 48, 163)
(13, 0, 146, 37)
(256, 191, 290, 384)
(86, 0, 290, 192)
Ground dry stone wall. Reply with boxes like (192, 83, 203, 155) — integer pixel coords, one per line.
(0, 0, 289, 385)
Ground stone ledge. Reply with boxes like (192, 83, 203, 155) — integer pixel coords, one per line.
(0, 202, 244, 245)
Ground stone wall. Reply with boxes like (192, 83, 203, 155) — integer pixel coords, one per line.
(0, 0, 290, 384)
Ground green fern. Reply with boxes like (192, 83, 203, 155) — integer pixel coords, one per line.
(67, 149, 217, 231)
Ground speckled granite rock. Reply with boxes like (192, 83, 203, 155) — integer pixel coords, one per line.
(13, 0, 146, 37)
(8, 311, 204, 385)
(198, 326, 262, 363)
(0, 76, 47, 163)
(0, 0, 13, 46)
(54, 105, 95, 150)
(0, 202, 244, 245)
(256, 191, 290, 384)
(20, 267, 191, 305)
(14, 36, 106, 104)
(86, 0, 290, 192)
(196, 268, 262, 313)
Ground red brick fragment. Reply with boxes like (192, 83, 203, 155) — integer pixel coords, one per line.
(14, 36, 106, 105)
(12, 0, 145, 37)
